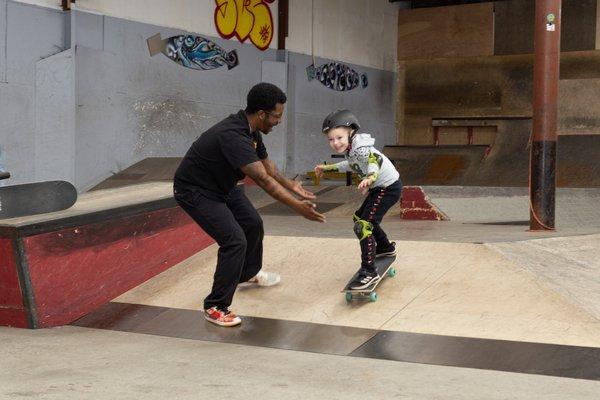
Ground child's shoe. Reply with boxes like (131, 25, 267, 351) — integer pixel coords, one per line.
(204, 306, 242, 327)
(376, 241, 396, 258)
(349, 269, 381, 290)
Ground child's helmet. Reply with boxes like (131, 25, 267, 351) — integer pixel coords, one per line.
(322, 109, 360, 133)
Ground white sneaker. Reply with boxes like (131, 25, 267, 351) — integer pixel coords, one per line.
(239, 271, 281, 287)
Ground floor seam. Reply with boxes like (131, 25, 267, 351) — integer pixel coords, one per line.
(377, 253, 470, 330)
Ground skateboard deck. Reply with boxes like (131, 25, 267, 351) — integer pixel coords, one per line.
(0, 180, 77, 219)
(342, 256, 396, 302)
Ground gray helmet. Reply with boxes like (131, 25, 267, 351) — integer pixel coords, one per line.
(322, 109, 360, 133)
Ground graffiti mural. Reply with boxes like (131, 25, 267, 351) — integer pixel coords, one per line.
(306, 63, 368, 92)
(214, 0, 275, 51)
(147, 33, 239, 71)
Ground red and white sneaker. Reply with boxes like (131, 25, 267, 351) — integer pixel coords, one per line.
(204, 307, 241, 327)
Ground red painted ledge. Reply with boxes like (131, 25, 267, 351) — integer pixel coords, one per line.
(0, 206, 213, 328)
(401, 186, 448, 221)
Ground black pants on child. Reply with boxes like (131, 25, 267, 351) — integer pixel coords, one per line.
(174, 185, 263, 310)
(354, 180, 402, 271)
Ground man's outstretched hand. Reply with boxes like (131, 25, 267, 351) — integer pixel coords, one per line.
(295, 200, 326, 223)
(290, 180, 316, 200)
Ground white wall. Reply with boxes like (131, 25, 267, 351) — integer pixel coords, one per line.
(10, 0, 60, 9)
(78, 0, 279, 49)
(287, 0, 399, 71)
(13, 0, 280, 48)
(13, 0, 398, 71)
(74, 1, 215, 37)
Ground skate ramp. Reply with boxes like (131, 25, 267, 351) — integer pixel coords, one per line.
(385, 133, 600, 188)
(90, 157, 181, 191)
(114, 235, 600, 347)
(384, 145, 489, 186)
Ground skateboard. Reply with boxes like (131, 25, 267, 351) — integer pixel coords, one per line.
(147, 33, 238, 71)
(342, 256, 396, 303)
(0, 180, 77, 219)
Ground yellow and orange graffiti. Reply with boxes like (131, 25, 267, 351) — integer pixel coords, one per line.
(214, 0, 275, 51)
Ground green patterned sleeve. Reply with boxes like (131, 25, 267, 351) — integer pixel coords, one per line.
(321, 164, 339, 172)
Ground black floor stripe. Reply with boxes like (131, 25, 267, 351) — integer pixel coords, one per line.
(350, 331, 600, 381)
(72, 302, 600, 381)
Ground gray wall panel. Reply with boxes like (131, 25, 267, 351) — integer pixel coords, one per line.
(35, 48, 74, 183)
(285, 62, 297, 174)
(73, 10, 103, 50)
(73, 16, 284, 189)
(0, 0, 6, 83)
(101, 16, 274, 105)
(0, 82, 34, 182)
(6, 1, 67, 85)
(261, 60, 287, 171)
(75, 45, 131, 189)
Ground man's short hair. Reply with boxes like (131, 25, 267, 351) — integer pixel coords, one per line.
(246, 82, 287, 114)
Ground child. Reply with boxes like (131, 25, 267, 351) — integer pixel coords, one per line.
(314, 109, 402, 290)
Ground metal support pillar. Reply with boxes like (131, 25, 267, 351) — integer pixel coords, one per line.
(530, 0, 561, 231)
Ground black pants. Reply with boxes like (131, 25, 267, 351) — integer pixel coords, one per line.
(355, 180, 402, 270)
(174, 185, 263, 310)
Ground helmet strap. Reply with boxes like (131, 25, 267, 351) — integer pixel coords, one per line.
(347, 132, 354, 153)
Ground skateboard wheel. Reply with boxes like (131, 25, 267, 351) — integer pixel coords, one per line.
(369, 292, 378, 302)
(388, 268, 396, 278)
(345, 292, 353, 303)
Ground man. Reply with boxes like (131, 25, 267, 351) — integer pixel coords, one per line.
(174, 82, 326, 327)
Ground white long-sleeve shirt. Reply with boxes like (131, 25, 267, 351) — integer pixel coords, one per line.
(327, 133, 399, 188)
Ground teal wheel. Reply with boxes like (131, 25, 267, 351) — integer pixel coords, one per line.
(369, 292, 378, 302)
(388, 268, 396, 278)
(345, 292, 353, 303)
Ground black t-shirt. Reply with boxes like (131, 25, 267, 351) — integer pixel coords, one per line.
(174, 110, 268, 200)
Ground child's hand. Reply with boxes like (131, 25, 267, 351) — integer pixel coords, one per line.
(314, 165, 324, 179)
(358, 178, 373, 195)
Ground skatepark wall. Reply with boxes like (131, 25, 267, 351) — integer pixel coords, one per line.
(70, 12, 279, 190)
(11, 0, 401, 72)
(0, 1, 72, 185)
(395, 1, 600, 146)
(0, 1, 398, 190)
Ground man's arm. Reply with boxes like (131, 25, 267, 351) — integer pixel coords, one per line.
(261, 157, 316, 200)
(242, 161, 325, 222)
(261, 158, 292, 189)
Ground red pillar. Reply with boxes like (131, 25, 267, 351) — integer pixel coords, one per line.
(530, 0, 561, 231)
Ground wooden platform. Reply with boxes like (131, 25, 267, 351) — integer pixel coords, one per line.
(0, 182, 213, 328)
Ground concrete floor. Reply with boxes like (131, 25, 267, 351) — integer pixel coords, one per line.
(1, 184, 600, 399)
(2, 326, 599, 400)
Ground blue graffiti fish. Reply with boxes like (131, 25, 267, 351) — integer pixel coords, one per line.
(147, 33, 238, 71)
(306, 62, 367, 91)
